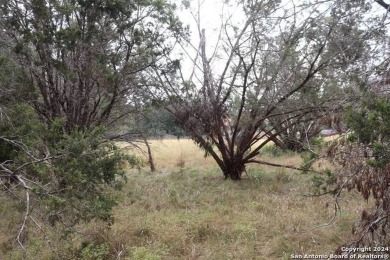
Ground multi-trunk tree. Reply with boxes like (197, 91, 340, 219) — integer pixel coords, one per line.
(153, 0, 374, 180)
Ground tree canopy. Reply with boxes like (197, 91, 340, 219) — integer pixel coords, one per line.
(152, 0, 382, 180)
(1, 0, 184, 132)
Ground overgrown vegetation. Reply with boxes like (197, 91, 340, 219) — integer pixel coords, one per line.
(1, 139, 366, 259)
(1, 0, 390, 256)
(0, 104, 139, 246)
(328, 93, 390, 249)
(0, 0, 183, 253)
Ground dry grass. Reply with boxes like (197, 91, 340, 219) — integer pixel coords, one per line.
(1, 138, 367, 259)
(118, 139, 217, 170)
(108, 139, 365, 259)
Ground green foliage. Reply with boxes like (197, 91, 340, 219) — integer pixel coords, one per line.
(0, 0, 183, 251)
(345, 97, 390, 167)
(300, 151, 319, 173)
(311, 168, 337, 195)
(80, 243, 110, 260)
(0, 104, 44, 162)
(332, 94, 390, 246)
(45, 127, 137, 225)
(1, 0, 186, 132)
(0, 104, 139, 230)
(131, 246, 161, 260)
(136, 107, 187, 138)
(0, 53, 36, 104)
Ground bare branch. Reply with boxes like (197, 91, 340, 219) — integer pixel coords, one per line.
(375, 0, 390, 10)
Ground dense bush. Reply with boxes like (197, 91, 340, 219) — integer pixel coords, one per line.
(0, 105, 139, 245)
(329, 94, 390, 248)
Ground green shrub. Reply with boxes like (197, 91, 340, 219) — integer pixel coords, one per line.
(81, 243, 109, 260)
(131, 247, 161, 260)
(0, 105, 140, 243)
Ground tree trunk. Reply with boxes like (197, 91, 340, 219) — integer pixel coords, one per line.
(142, 134, 156, 172)
(222, 158, 246, 180)
(270, 133, 307, 152)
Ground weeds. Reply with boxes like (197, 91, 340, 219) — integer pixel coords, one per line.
(1, 139, 365, 259)
(176, 152, 186, 168)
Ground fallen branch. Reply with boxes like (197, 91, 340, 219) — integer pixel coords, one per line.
(247, 159, 323, 174)
(15, 175, 30, 250)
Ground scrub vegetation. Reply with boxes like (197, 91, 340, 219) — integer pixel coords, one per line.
(1, 139, 367, 259)
(1, 0, 389, 258)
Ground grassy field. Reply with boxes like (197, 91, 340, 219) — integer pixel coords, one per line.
(111, 139, 365, 259)
(1, 138, 368, 259)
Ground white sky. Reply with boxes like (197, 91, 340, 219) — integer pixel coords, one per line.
(174, 0, 246, 78)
